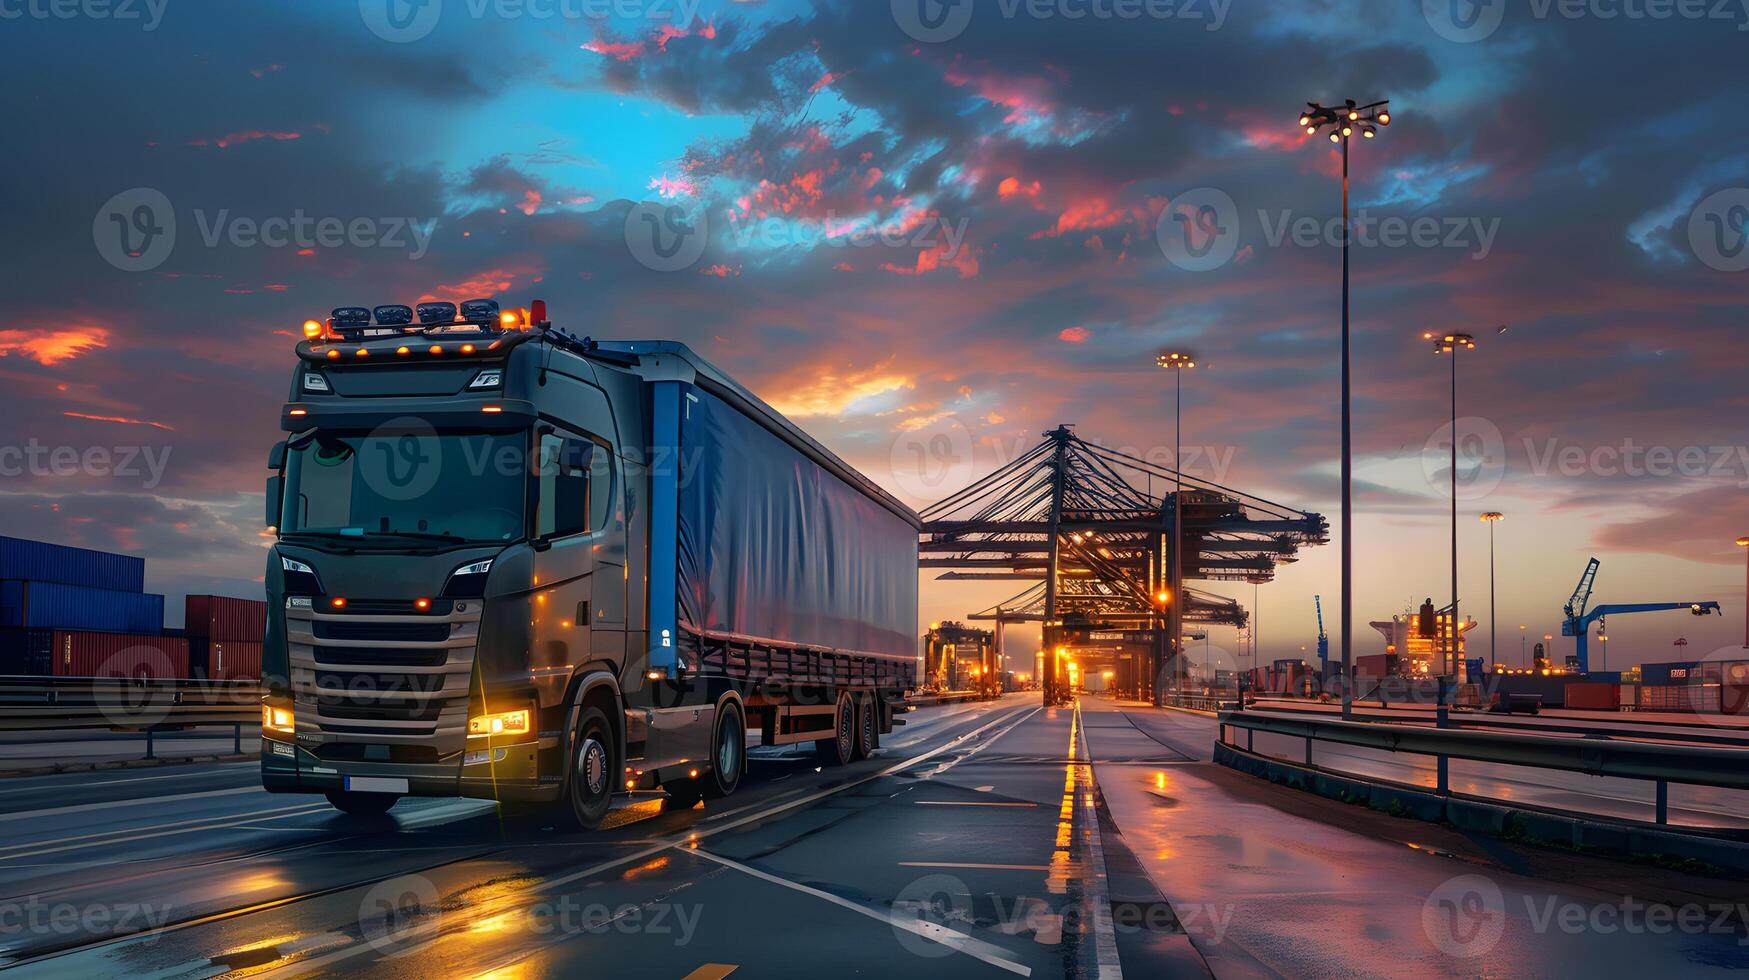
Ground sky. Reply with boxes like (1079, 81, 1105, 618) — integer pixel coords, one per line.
(3, 0, 1747, 669)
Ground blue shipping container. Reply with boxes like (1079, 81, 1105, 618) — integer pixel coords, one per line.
(0, 536, 145, 593)
(0, 580, 164, 632)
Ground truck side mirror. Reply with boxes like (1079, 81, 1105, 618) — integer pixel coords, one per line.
(268, 440, 287, 470)
(265, 475, 283, 530)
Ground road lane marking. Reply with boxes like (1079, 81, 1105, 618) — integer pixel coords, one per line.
(1068, 700, 1123, 978)
(0, 786, 261, 823)
(690, 848, 1032, 977)
(682, 965, 738, 980)
(0, 802, 333, 861)
(250, 701, 1043, 979)
(0, 764, 255, 797)
(899, 862, 1052, 871)
(913, 800, 1038, 807)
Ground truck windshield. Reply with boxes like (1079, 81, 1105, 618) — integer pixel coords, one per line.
(280, 429, 526, 544)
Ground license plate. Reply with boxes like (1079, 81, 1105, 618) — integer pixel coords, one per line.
(344, 776, 409, 794)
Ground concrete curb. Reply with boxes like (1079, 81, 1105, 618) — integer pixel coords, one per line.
(1213, 742, 1749, 876)
(0, 752, 257, 779)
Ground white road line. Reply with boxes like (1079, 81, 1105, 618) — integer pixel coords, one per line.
(690, 848, 1032, 977)
(913, 800, 1038, 808)
(0, 785, 262, 822)
(898, 861, 1052, 871)
(253, 701, 1043, 979)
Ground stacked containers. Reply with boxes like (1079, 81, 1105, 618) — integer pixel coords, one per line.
(185, 594, 267, 680)
(0, 536, 170, 676)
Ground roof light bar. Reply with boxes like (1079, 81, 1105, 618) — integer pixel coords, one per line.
(331, 307, 370, 329)
(460, 298, 500, 325)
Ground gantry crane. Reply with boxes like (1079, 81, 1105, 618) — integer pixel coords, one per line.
(1559, 558, 1721, 672)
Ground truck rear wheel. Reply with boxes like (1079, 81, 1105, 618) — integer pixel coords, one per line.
(564, 705, 615, 830)
(851, 693, 878, 761)
(815, 692, 855, 766)
(325, 790, 398, 816)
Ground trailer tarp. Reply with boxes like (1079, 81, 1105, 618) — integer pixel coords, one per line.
(677, 388, 917, 659)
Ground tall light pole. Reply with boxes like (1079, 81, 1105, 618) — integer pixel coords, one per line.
(1738, 537, 1749, 648)
(1519, 623, 1527, 664)
(1480, 512, 1504, 672)
(1295, 97, 1390, 719)
(1157, 351, 1196, 695)
(1429, 331, 1477, 679)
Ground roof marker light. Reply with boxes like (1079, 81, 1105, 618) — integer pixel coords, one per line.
(326, 349, 341, 360)
(460, 343, 476, 354)
(396, 346, 411, 355)
(429, 345, 443, 355)
(302, 320, 324, 339)
(354, 348, 369, 357)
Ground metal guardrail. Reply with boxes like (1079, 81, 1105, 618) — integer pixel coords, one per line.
(0, 675, 261, 731)
(1162, 694, 1242, 713)
(1218, 708, 1749, 826)
(1243, 698, 1749, 748)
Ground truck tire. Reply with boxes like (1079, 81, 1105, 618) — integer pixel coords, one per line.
(704, 701, 745, 798)
(564, 704, 616, 830)
(815, 692, 855, 766)
(851, 693, 877, 761)
(664, 702, 744, 808)
(325, 790, 398, 816)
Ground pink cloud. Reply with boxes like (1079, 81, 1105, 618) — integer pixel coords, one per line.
(1058, 326, 1090, 343)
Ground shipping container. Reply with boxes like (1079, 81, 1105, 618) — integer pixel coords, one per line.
(1638, 660, 1700, 685)
(1562, 682, 1620, 711)
(0, 627, 54, 675)
(0, 536, 145, 593)
(50, 630, 189, 678)
(1355, 653, 1399, 678)
(204, 639, 262, 681)
(0, 581, 164, 633)
(185, 594, 267, 642)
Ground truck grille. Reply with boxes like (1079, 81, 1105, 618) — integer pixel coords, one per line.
(286, 600, 479, 752)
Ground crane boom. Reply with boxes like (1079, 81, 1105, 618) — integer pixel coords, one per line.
(1314, 595, 1329, 673)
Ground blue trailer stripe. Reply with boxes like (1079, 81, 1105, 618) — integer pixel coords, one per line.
(648, 381, 683, 676)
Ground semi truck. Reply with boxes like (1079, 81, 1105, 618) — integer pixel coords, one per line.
(260, 299, 919, 826)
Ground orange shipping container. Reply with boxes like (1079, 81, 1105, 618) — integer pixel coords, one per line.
(51, 631, 189, 679)
(206, 640, 263, 681)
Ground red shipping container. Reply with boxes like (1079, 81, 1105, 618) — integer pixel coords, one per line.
(184, 594, 266, 642)
(1563, 682, 1620, 710)
(206, 640, 262, 681)
(51, 631, 189, 679)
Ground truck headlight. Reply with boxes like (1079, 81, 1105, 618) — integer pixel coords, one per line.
(467, 708, 531, 738)
(262, 704, 295, 735)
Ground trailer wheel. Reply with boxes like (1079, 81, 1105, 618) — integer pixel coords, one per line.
(704, 701, 745, 798)
(815, 692, 855, 766)
(564, 705, 615, 830)
(851, 693, 878, 761)
(325, 790, 398, 816)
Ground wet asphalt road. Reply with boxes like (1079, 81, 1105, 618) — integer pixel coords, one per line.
(0, 697, 1745, 978)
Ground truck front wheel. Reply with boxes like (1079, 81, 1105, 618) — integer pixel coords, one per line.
(565, 705, 615, 829)
(815, 692, 855, 766)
